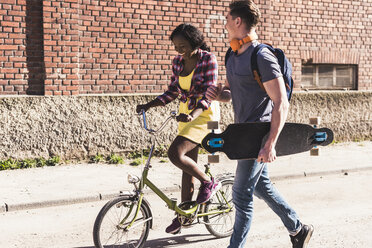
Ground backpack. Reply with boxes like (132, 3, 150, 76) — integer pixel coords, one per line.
(225, 43, 294, 101)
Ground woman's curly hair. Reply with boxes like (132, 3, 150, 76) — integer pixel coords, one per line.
(170, 23, 210, 52)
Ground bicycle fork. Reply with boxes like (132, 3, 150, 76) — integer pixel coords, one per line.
(117, 193, 153, 231)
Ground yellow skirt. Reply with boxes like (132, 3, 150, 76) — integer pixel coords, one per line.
(178, 99, 220, 144)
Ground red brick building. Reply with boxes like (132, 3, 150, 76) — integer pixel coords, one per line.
(1, 0, 371, 96)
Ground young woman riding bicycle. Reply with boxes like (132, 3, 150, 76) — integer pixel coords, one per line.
(136, 23, 221, 234)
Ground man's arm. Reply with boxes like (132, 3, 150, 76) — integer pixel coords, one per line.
(257, 76, 289, 163)
(206, 80, 232, 102)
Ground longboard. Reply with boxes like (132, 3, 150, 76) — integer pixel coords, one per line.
(201, 122, 334, 160)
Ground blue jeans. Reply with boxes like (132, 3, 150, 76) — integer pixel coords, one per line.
(228, 160, 302, 248)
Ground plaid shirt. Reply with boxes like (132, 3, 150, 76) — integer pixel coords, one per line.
(157, 49, 218, 110)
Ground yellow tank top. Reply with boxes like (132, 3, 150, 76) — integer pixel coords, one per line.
(179, 69, 194, 91)
(177, 69, 220, 144)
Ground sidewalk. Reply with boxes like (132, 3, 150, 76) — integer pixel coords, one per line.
(1, 141, 371, 213)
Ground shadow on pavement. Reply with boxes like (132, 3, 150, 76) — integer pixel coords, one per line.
(144, 233, 221, 247)
(74, 233, 223, 248)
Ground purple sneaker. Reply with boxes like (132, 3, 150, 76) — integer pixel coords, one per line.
(196, 178, 221, 204)
(165, 217, 181, 234)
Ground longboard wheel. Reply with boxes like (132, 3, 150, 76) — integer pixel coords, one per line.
(207, 121, 219, 130)
(208, 154, 219, 163)
(310, 117, 321, 125)
(310, 147, 320, 156)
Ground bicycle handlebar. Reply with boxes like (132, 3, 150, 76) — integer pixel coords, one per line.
(139, 110, 177, 134)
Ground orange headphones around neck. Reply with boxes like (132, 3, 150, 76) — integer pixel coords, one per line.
(230, 33, 258, 52)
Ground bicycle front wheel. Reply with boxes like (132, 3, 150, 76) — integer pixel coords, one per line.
(93, 196, 152, 248)
(203, 179, 235, 238)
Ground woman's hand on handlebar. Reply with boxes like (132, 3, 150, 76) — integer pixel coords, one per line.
(136, 103, 149, 114)
(136, 98, 165, 114)
(176, 113, 193, 122)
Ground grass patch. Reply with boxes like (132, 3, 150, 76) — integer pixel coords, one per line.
(125, 144, 168, 166)
(0, 156, 61, 171)
(153, 144, 168, 157)
(127, 147, 168, 159)
(129, 157, 146, 166)
(46, 156, 60, 166)
(107, 154, 124, 164)
(0, 159, 18, 170)
(90, 153, 105, 163)
(127, 150, 143, 160)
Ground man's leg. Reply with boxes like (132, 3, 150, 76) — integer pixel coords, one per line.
(254, 164, 302, 235)
(228, 160, 265, 248)
(254, 165, 314, 247)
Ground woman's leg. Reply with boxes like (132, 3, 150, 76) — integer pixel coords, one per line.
(168, 136, 210, 183)
(181, 146, 198, 202)
(166, 136, 220, 233)
(165, 136, 205, 234)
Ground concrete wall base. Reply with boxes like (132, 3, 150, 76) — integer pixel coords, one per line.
(0, 91, 371, 160)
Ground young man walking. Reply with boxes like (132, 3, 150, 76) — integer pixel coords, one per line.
(206, 1, 314, 247)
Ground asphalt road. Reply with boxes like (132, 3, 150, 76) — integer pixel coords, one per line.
(1, 170, 371, 248)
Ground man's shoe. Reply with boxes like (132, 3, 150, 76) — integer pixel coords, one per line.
(290, 224, 314, 248)
(165, 217, 181, 234)
(196, 178, 221, 204)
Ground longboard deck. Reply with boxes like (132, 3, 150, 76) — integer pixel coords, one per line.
(201, 122, 334, 160)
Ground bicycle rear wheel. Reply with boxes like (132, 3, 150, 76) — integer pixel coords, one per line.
(203, 179, 235, 238)
(93, 196, 152, 248)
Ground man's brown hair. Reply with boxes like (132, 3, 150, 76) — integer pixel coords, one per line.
(229, 0, 261, 31)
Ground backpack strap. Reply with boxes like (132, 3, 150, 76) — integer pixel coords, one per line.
(251, 43, 275, 93)
(225, 47, 233, 66)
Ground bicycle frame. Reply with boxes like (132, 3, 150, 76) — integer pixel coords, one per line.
(123, 111, 232, 229)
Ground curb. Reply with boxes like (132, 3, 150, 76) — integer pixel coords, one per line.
(4, 195, 101, 212)
(2, 166, 371, 213)
(271, 166, 372, 181)
(2, 186, 181, 213)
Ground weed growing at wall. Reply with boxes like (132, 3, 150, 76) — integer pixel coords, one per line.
(107, 154, 124, 164)
(127, 145, 169, 159)
(88, 145, 170, 166)
(129, 157, 146, 167)
(90, 154, 105, 163)
(0, 156, 61, 171)
(0, 145, 171, 170)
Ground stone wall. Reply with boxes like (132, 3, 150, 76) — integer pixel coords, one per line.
(1, 92, 371, 160)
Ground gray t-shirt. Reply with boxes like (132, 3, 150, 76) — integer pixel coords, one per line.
(226, 41, 282, 123)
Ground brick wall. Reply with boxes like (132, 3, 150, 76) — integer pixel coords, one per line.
(1, 0, 371, 96)
(41, 0, 229, 95)
(43, 0, 79, 95)
(0, 0, 45, 95)
(265, 0, 372, 90)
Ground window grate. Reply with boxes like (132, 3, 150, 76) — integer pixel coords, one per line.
(301, 64, 357, 90)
